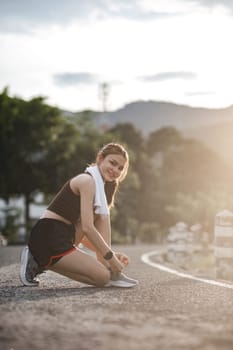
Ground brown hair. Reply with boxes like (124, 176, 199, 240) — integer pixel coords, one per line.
(97, 142, 129, 208)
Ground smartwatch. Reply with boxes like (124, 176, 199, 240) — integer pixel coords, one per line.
(103, 251, 113, 260)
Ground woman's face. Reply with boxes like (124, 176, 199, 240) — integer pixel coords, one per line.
(98, 154, 127, 182)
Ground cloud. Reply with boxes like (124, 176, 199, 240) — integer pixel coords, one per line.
(0, 0, 232, 34)
(138, 71, 197, 82)
(0, 0, 180, 33)
(185, 0, 233, 12)
(185, 91, 215, 96)
(53, 72, 99, 86)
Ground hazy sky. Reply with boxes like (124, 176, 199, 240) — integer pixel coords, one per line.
(0, 0, 233, 112)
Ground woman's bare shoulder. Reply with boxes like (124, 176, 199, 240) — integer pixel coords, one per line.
(70, 173, 94, 194)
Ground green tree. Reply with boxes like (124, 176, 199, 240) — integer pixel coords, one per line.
(109, 123, 144, 152)
(160, 138, 228, 194)
(146, 127, 182, 155)
(108, 123, 143, 237)
(143, 126, 232, 230)
(0, 88, 80, 234)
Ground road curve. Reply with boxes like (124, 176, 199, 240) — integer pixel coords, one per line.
(141, 248, 233, 290)
(1, 244, 233, 350)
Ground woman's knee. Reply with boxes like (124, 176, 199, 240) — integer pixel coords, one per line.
(94, 268, 110, 287)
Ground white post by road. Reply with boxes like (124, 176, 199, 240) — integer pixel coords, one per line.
(215, 210, 233, 280)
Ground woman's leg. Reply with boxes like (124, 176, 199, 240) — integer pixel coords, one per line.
(48, 247, 110, 287)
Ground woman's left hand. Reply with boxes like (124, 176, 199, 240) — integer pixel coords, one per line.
(115, 252, 130, 267)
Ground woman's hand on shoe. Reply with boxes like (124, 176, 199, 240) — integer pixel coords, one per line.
(115, 252, 130, 266)
(108, 253, 124, 274)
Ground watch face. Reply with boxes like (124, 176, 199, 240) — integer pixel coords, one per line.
(104, 251, 113, 260)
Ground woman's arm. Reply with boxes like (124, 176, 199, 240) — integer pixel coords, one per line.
(71, 174, 123, 273)
(91, 214, 111, 267)
(82, 214, 130, 268)
(73, 174, 110, 255)
(81, 214, 111, 251)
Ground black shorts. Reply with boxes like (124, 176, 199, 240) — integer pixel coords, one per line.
(28, 218, 76, 269)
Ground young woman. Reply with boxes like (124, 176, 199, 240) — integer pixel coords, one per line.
(20, 143, 138, 288)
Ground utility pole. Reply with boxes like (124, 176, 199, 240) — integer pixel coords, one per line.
(98, 82, 110, 112)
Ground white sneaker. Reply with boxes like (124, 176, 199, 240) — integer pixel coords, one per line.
(106, 273, 139, 288)
(120, 273, 139, 285)
(19, 246, 43, 286)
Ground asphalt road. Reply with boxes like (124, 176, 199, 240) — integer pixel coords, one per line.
(1, 244, 233, 350)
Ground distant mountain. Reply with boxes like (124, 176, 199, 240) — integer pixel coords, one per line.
(93, 100, 233, 134)
(64, 100, 233, 160)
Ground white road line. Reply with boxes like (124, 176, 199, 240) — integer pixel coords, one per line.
(141, 250, 233, 290)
